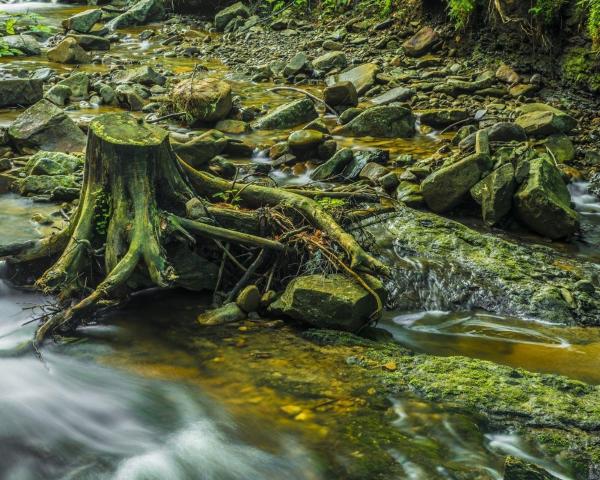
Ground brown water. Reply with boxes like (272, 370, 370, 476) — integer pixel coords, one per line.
(0, 3, 598, 479)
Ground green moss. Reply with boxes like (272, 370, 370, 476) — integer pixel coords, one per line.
(561, 46, 600, 94)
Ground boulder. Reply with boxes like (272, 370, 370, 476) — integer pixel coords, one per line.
(215, 119, 249, 134)
(495, 64, 520, 84)
(370, 86, 414, 105)
(323, 81, 358, 107)
(421, 153, 492, 212)
(419, 108, 468, 128)
(171, 130, 228, 168)
(214, 2, 249, 31)
(402, 26, 440, 57)
(236, 285, 261, 313)
(310, 148, 353, 181)
(288, 129, 325, 155)
(172, 77, 232, 124)
(359, 162, 389, 184)
(115, 85, 145, 111)
(56, 72, 89, 98)
(516, 110, 577, 137)
(47, 37, 91, 64)
(269, 274, 385, 331)
(1, 34, 41, 55)
(8, 99, 86, 153)
(252, 98, 317, 130)
(106, 0, 165, 31)
(113, 65, 166, 86)
(67, 33, 110, 51)
(541, 134, 575, 163)
(470, 163, 516, 226)
(514, 156, 578, 239)
(44, 84, 72, 106)
(24, 151, 82, 176)
(0, 79, 42, 107)
(334, 105, 415, 138)
(283, 52, 308, 77)
(62, 9, 102, 33)
(486, 122, 527, 142)
(312, 51, 347, 72)
(341, 149, 388, 180)
(18, 174, 80, 198)
(197, 302, 246, 326)
(326, 63, 379, 95)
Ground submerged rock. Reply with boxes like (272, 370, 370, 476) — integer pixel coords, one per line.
(0, 79, 42, 108)
(361, 209, 600, 324)
(269, 274, 385, 331)
(172, 78, 232, 124)
(514, 156, 579, 239)
(334, 105, 415, 138)
(252, 98, 317, 130)
(8, 99, 86, 154)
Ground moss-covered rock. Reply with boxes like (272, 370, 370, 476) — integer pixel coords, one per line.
(334, 105, 415, 138)
(471, 162, 516, 226)
(24, 151, 82, 176)
(252, 98, 317, 130)
(18, 174, 80, 198)
(326, 63, 379, 95)
(514, 156, 579, 239)
(173, 77, 232, 124)
(561, 46, 600, 94)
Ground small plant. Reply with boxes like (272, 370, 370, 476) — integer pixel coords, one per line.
(93, 193, 111, 237)
(447, 0, 477, 29)
(315, 196, 346, 212)
(213, 189, 242, 206)
(529, 0, 567, 24)
(0, 40, 22, 57)
(582, 0, 600, 48)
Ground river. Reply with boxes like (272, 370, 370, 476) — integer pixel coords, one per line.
(1, 2, 599, 479)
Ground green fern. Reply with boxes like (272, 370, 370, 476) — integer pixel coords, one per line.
(447, 0, 477, 29)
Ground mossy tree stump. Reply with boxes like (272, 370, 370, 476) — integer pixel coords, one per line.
(3, 112, 387, 346)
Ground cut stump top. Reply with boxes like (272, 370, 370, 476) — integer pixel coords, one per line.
(90, 112, 169, 146)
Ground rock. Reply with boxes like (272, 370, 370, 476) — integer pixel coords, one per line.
(326, 63, 379, 95)
(541, 134, 575, 163)
(44, 84, 72, 106)
(56, 72, 89, 98)
(67, 34, 110, 51)
(47, 38, 91, 64)
(113, 65, 166, 86)
(312, 51, 347, 72)
(8, 99, 86, 153)
(197, 302, 246, 326)
(18, 174, 80, 198)
(495, 64, 520, 84)
(252, 98, 317, 130)
(419, 108, 468, 128)
(283, 52, 308, 77)
(421, 153, 492, 212)
(99, 84, 116, 104)
(0, 79, 42, 107)
(115, 85, 144, 111)
(509, 83, 538, 97)
(322, 39, 342, 50)
(310, 148, 353, 181)
(396, 181, 423, 206)
(323, 81, 358, 107)
(359, 162, 389, 183)
(288, 129, 325, 154)
(215, 119, 249, 134)
(487, 122, 527, 142)
(172, 130, 228, 168)
(514, 156, 578, 239)
(236, 285, 261, 313)
(370, 86, 414, 105)
(62, 9, 102, 33)
(269, 274, 385, 331)
(334, 105, 415, 138)
(215, 2, 249, 31)
(1, 34, 41, 55)
(516, 110, 576, 137)
(24, 151, 82, 176)
(503, 456, 554, 480)
(402, 26, 440, 57)
(341, 149, 388, 180)
(471, 163, 516, 226)
(172, 77, 232, 124)
(339, 107, 362, 124)
(107, 0, 165, 31)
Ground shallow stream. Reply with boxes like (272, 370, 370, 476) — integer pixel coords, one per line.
(1, 3, 599, 479)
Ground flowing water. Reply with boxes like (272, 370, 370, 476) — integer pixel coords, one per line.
(1, 3, 599, 479)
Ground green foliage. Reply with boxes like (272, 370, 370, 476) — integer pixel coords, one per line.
(0, 11, 55, 36)
(529, 0, 568, 24)
(212, 190, 242, 206)
(94, 193, 111, 237)
(447, 0, 477, 29)
(581, 0, 600, 47)
(315, 196, 346, 212)
(0, 40, 21, 57)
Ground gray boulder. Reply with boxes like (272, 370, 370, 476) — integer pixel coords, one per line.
(67, 34, 110, 51)
(107, 0, 165, 31)
(8, 99, 86, 154)
(24, 151, 82, 176)
(214, 2, 249, 31)
(47, 37, 91, 64)
(62, 9, 102, 33)
(2, 34, 41, 55)
(252, 98, 317, 130)
(0, 79, 42, 107)
(323, 81, 358, 107)
(269, 274, 386, 331)
(310, 148, 354, 181)
(334, 105, 415, 138)
(112, 65, 166, 86)
(312, 51, 347, 72)
(514, 156, 579, 239)
(421, 153, 492, 212)
(326, 63, 379, 95)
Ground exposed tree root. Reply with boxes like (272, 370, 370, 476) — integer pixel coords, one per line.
(2, 112, 391, 347)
